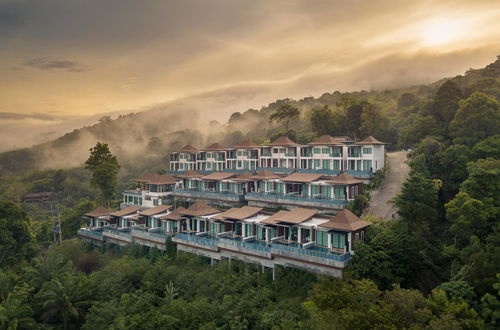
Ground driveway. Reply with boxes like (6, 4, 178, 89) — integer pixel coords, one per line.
(367, 151, 410, 220)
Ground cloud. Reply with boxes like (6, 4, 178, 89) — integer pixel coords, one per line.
(24, 57, 89, 72)
(0, 112, 64, 121)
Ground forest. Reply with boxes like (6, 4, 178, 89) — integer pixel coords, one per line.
(0, 57, 499, 329)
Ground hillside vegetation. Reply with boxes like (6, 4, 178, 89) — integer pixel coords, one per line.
(0, 57, 499, 329)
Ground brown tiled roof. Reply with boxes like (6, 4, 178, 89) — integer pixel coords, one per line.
(250, 169, 280, 180)
(176, 144, 199, 152)
(212, 206, 263, 221)
(159, 207, 186, 221)
(84, 206, 110, 217)
(261, 208, 319, 225)
(231, 140, 259, 148)
(200, 172, 236, 181)
(231, 172, 254, 182)
(268, 136, 297, 146)
(204, 143, 226, 151)
(328, 173, 362, 185)
(180, 201, 220, 217)
(136, 173, 178, 184)
(355, 136, 386, 145)
(147, 174, 179, 184)
(333, 136, 353, 143)
(176, 170, 203, 178)
(136, 173, 158, 182)
(108, 206, 140, 217)
(308, 135, 343, 145)
(282, 172, 323, 183)
(139, 205, 172, 216)
(318, 209, 369, 231)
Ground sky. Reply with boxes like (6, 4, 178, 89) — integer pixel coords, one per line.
(1, 0, 500, 150)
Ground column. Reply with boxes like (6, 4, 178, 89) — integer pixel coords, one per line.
(347, 232, 352, 252)
(167, 221, 171, 234)
(265, 228, 270, 243)
(297, 227, 301, 243)
(242, 223, 246, 237)
(327, 233, 332, 249)
(186, 219, 190, 231)
(197, 219, 201, 232)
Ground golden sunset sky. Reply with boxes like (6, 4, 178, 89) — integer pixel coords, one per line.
(1, 0, 499, 150)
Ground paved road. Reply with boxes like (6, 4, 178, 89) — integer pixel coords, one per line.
(367, 151, 410, 220)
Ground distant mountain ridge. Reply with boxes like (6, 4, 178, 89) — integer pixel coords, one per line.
(1, 56, 499, 176)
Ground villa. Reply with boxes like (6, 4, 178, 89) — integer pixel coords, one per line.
(79, 201, 370, 277)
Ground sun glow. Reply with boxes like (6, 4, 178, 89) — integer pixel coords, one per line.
(421, 18, 466, 46)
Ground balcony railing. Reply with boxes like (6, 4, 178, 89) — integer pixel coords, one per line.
(271, 242, 350, 262)
(245, 192, 349, 205)
(173, 189, 244, 201)
(78, 228, 104, 241)
(174, 232, 217, 247)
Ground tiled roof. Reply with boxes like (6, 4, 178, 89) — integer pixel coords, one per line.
(138, 205, 172, 216)
(355, 136, 386, 145)
(328, 173, 362, 185)
(308, 135, 343, 145)
(251, 169, 280, 180)
(84, 206, 110, 217)
(318, 209, 369, 231)
(108, 206, 140, 217)
(261, 208, 319, 225)
(231, 140, 260, 148)
(231, 172, 254, 182)
(204, 143, 226, 151)
(212, 206, 263, 221)
(180, 201, 220, 217)
(176, 144, 199, 152)
(282, 172, 323, 183)
(268, 136, 297, 146)
(136, 173, 178, 184)
(159, 207, 186, 221)
(200, 172, 236, 181)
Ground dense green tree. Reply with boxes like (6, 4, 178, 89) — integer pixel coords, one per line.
(269, 104, 300, 130)
(310, 105, 335, 136)
(398, 92, 417, 109)
(36, 271, 92, 329)
(429, 80, 463, 125)
(84, 142, 120, 202)
(471, 135, 500, 160)
(0, 200, 36, 268)
(360, 102, 389, 138)
(394, 172, 440, 228)
(450, 92, 500, 145)
(461, 158, 500, 206)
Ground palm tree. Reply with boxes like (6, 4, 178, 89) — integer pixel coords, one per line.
(0, 294, 37, 329)
(37, 272, 92, 329)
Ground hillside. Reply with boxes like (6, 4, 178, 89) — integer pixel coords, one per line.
(1, 56, 499, 178)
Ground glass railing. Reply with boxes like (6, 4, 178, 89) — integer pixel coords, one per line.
(175, 233, 217, 247)
(218, 237, 271, 252)
(285, 153, 297, 157)
(78, 228, 104, 240)
(272, 242, 350, 262)
(173, 189, 243, 199)
(245, 192, 349, 205)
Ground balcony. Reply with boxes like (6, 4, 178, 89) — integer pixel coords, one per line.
(103, 228, 133, 243)
(78, 228, 105, 242)
(131, 227, 169, 244)
(245, 192, 349, 209)
(173, 189, 244, 202)
(285, 152, 297, 157)
(172, 232, 350, 268)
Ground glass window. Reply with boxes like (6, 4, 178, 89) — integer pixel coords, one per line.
(316, 230, 328, 247)
(314, 159, 320, 168)
(322, 159, 330, 169)
(363, 148, 372, 154)
(322, 147, 329, 154)
(257, 226, 265, 240)
(363, 160, 372, 171)
(333, 160, 340, 170)
(245, 224, 253, 236)
(331, 232, 346, 249)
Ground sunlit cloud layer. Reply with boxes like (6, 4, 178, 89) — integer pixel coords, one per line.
(0, 0, 499, 150)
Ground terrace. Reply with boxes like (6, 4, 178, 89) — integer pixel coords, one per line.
(173, 188, 244, 202)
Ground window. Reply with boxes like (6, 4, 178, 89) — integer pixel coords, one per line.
(322, 147, 329, 154)
(331, 232, 346, 249)
(314, 159, 320, 169)
(257, 226, 265, 240)
(245, 224, 253, 236)
(363, 148, 372, 154)
(363, 160, 372, 171)
(333, 159, 341, 170)
(355, 233, 359, 240)
(361, 231, 365, 241)
(313, 147, 321, 154)
(322, 159, 330, 169)
(316, 230, 328, 247)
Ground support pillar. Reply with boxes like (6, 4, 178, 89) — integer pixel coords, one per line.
(211, 258, 214, 267)
(328, 233, 332, 249)
(242, 223, 246, 237)
(272, 267, 276, 281)
(298, 227, 302, 244)
(261, 265, 265, 274)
